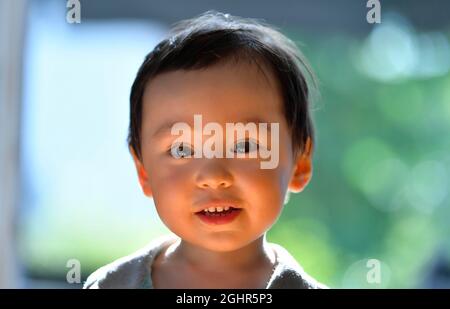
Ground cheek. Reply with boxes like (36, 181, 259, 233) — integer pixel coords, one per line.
(146, 149, 193, 191)
(233, 161, 291, 216)
(146, 160, 193, 221)
(233, 137, 293, 199)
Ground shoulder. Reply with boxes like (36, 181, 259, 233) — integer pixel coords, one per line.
(83, 235, 178, 289)
(267, 243, 328, 289)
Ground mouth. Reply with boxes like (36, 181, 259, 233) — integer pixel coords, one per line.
(195, 205, 238, 214)
(194, 205, 243, 225)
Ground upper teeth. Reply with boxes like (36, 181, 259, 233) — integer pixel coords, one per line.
(205, 206, 230, 213)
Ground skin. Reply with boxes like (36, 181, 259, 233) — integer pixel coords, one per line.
(130, 60, 313, 288)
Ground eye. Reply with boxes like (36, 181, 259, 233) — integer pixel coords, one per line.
(233, 139, 259, 154)
(169, 142, 193, 159)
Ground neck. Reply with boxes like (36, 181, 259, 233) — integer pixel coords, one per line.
(167, 234, 276, 272)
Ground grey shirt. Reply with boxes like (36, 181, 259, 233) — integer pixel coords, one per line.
(83, 235, 327, 289)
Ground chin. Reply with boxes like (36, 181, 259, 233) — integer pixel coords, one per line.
(200, 235, 255, 253)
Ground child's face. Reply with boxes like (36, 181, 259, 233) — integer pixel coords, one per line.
(132, 60, 312, 252)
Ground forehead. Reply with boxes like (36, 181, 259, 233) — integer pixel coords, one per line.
(141, 60, 284, 136)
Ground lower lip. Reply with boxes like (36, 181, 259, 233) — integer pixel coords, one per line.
(195, 208, 242, 225)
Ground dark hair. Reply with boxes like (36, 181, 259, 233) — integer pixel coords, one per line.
(128, 11, 316, 161)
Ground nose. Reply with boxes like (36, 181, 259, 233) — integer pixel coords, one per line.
(195, 160, 233, 189)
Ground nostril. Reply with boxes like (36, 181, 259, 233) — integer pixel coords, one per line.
(200, 180, 230, 189)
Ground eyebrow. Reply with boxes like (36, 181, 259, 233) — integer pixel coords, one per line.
(152, 117, 273, 139)
(152, 119, 192, 139)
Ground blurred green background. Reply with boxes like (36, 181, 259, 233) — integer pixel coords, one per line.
(270, 24, 450, 288)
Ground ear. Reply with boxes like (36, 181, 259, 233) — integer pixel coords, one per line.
(288, 137, 313, 193)
(129, 146, 153, 197)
